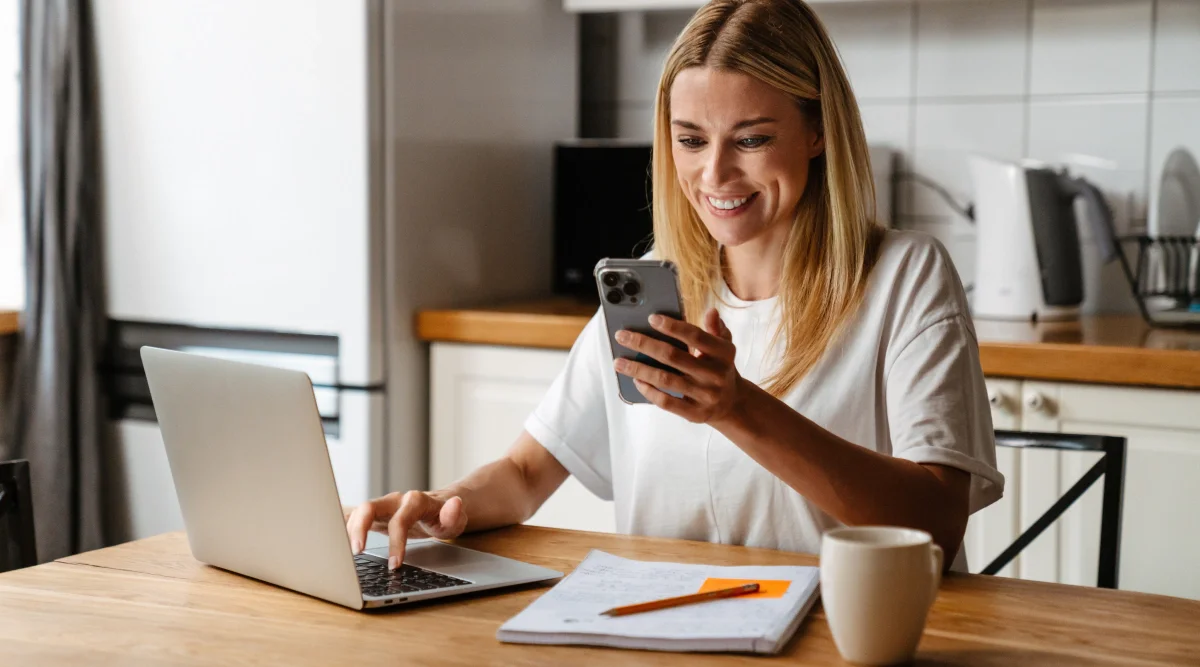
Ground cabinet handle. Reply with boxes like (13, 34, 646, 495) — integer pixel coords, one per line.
(987, 389, 1005, 409)
(1024, 391, 1046, 412)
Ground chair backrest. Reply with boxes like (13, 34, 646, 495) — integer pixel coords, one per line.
(983, 431, 1126, 589)
(0, 459, 37, 572)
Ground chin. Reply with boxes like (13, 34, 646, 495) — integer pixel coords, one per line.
(698, 215, 770, 248)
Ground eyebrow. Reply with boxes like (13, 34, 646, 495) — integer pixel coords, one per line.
(671, 116, 777, 131)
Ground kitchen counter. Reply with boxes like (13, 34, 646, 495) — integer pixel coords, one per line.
(417, 299, 1200, 390)
(0, 311, 18, 336)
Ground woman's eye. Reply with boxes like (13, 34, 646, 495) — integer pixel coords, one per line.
(738, 136, 771, 148)
(676, 136, 706, 149)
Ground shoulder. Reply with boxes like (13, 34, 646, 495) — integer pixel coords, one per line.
(865, 229, 972, 336)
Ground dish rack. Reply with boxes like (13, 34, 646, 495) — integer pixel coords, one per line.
(1110, 234, 1200, 329)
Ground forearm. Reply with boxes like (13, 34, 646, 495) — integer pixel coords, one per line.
(428, 431, 568, 534)
(712, 379, 968, 559)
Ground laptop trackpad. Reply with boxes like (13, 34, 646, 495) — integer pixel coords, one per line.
(363, 532, 389, 551)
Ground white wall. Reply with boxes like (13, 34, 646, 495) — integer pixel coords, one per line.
(587, 0, 1200, 314)
(0, 0, 21, 310)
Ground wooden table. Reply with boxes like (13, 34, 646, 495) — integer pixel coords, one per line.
(416, 300, 1200, 389)
(3, 527, 1199, 665)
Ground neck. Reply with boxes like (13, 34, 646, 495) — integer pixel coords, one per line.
(722, 221, 789, 301)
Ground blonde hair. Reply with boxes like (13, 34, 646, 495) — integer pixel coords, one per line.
(651, 0, 882, 397)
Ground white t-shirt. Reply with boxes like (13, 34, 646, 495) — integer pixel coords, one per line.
(524, 230, 1003, 570)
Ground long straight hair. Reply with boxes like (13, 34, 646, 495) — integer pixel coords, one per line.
(651, 0, 882, 397)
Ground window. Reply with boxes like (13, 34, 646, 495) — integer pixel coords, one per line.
(0, 3, 22, 310)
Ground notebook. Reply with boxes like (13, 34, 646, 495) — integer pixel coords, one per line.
(496, 550, 821, 654)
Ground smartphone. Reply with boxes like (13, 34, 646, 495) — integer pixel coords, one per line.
(594, 258, 687, 404)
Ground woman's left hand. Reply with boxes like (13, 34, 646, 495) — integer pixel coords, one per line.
(614, 308, 745, 425)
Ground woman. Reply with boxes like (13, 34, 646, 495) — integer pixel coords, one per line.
(346, 0, 1002, 572)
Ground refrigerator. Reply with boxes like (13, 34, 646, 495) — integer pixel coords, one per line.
(92, 0, 578, 543)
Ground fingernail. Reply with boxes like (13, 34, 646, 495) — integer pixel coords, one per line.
(614, 359, 627, 372)
(351, 539, 362, 554)
(649, 314, 663, 326)
(615, 330, 630, 344)
(388, 556, 399, 570)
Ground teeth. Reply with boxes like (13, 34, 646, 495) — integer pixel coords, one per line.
(707, 195, 750, 210)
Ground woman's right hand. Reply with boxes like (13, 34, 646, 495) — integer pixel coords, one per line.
(344, 491, 468, 570)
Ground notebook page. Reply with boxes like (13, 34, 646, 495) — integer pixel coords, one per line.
(498, 550, 820, 642)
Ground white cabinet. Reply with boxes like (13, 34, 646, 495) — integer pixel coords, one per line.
(963, 379, 1022, 578)
(428, 343, 615, 533)
(966, 378, 1200, 600)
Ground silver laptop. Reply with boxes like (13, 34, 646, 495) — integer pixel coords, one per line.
(141, 346, 562, 610)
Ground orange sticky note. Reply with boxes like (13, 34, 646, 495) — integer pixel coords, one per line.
(698, 578, 791, 599)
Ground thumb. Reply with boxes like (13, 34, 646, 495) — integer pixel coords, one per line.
(705, 308, 732, 341)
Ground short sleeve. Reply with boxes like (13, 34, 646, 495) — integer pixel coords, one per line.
(885, 315, 1004, 514)
(523, 311, 614, 500)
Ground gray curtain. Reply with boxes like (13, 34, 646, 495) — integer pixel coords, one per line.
(1, 0, 105, 561)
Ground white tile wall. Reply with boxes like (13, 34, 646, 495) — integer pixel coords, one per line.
(912, 102, 1026, 220)
(585, 0, 1200, 315)
(859, 103, 912, 155)
(817, 2, 914, 101)
(1030, 0, 1153, 96)
(916, 0, 1029, 99)
(1154, 0, 1200, 92)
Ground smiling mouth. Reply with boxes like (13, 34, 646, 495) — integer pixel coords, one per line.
(704, 192, 758, 213)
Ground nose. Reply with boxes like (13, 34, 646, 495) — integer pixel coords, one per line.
(701, 142, 740, 189)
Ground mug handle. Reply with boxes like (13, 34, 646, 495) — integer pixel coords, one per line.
(928, 543, 944, 607)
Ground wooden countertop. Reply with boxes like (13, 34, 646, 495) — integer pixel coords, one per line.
(0, 310, 17, 336)
(417, 299, 1200, 390)
(4, 527, 1199, 665)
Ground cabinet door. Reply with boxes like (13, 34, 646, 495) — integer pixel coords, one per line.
(1016, 380, 1070, 583)
(429, 343, 615, 533)
(964, 378, 1022, 577)
(1054, 384, 1200, 600)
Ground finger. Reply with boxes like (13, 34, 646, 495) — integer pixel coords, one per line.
(615, 357, 697, 399)
(614, 333, 705, 381)
(614, 329, 707, 376)
(347, 496, 397, 555)
(423, 495, 468, 540)
(634, 379, 700, 421)
(649, 313, 734, 359)
(389, 492, 441, 570)
(704, 308, 721, 335)
(703, 308, 733, 343)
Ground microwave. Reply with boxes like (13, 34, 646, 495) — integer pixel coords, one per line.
(553, 140, 654, 298)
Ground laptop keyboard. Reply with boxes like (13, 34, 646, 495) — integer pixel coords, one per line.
(355, 555, 471, 597)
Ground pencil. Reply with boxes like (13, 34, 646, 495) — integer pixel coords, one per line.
(599, 582, 760, 617)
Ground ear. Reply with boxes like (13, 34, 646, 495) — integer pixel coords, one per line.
(809, 129, 825, 159)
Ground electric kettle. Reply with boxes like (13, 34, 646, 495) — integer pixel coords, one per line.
(969, 155, 1117, 321)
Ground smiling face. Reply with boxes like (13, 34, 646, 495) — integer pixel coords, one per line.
(669, 67, 825, 249)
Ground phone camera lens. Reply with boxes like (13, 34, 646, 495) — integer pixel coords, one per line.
(605, 289, 623, 304)
(602, 272, 620, 287)
(623, 281, 641, 296)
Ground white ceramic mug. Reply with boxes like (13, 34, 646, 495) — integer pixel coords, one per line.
(820, 526, 943, 665)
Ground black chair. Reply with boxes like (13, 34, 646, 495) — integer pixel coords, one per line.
(0, 459, 37, 572)
(982, 431, 1126, 589)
